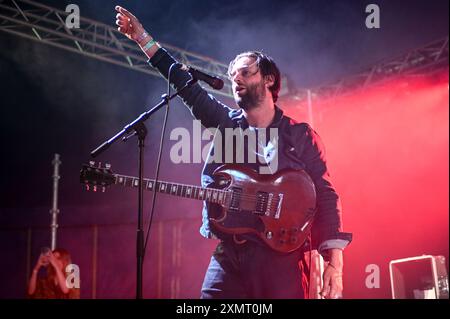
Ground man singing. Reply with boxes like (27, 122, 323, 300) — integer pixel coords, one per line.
(115, 5, 352, 299)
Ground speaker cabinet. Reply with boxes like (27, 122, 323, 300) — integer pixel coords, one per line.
(389, 255, 449, 299)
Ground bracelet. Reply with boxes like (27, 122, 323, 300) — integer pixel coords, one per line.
(136, 31, 149, 44)
(141, 38, 157, 52)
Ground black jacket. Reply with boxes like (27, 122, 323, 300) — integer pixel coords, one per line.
(149, 48, 352, 253)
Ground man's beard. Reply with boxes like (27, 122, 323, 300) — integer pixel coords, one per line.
(235, 79, 266, 111)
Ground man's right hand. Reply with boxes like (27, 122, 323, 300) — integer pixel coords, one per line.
(115, 6, 147, 44)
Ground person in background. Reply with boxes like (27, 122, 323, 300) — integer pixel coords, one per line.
(27, 248, 80, 299)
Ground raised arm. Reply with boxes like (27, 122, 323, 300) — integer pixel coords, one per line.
(115, 6, 233, 129)
(27, 254, 47, 296)
(47, 252, 70, 294)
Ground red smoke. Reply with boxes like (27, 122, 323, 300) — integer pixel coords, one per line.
(282, 71, 449, 298)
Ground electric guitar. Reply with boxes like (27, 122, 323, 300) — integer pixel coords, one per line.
(80, 162, 317, 253)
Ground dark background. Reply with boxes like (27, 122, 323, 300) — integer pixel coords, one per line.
(0, 0, 448, 299)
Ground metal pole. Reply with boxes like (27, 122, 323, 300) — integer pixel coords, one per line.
(50, 153, 61, 250)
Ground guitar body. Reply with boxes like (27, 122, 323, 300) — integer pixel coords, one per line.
(208, 164, 317, 253)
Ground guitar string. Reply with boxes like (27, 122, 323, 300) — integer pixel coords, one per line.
(115, 174, 270, 199)
(141, 180, 277, 202)
(116, 180, 281, 213)
(117, 176, 282, 204)
(96, 174, 294, 215)
(150, 184, 279, 206)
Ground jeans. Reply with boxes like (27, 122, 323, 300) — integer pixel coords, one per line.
(201, 239, 308, 299)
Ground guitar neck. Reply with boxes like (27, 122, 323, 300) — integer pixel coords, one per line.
(114, 174, 228, 205)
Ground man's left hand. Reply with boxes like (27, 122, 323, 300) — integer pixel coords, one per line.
(320, 248, 343, 299)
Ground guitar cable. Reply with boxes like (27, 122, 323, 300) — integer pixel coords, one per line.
(307, 233, 312, 299)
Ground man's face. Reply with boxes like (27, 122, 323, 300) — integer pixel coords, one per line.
(229, 56, 266, 111)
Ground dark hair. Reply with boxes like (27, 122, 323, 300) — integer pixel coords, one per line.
(53, 248, 72, 268)
(228, 51, 281, 103)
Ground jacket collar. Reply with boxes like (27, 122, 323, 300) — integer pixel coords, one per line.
(234, 105, 284, 129)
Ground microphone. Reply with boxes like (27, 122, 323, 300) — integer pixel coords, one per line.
(180, 64, 224, 90)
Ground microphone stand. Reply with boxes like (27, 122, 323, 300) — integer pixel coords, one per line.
(90, 77, 197, 299)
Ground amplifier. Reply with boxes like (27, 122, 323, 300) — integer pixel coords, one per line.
(389, 255, 449, 299)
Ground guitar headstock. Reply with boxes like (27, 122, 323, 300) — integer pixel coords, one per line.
(80, 161, 115, 192)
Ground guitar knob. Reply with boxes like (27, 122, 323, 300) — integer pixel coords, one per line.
(291, 227, 298, 233)
(266, 231, 273, 239)
(290, 237, 298, 244)
(280, 228, 287, 235)
(279, 239, 286, 244)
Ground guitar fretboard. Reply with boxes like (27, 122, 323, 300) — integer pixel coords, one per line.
(115, 175, 228, 205)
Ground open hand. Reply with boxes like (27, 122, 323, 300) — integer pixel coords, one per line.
(115, 6, 145, 42)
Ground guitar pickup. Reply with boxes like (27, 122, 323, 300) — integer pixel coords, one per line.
(229, 187, 242, 210)
(255, 191, 269, 215)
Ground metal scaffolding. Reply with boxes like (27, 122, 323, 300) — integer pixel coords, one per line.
(286, 36, 449, 104)
(1, 0, 447, 103)
(0, 0, 234, 98)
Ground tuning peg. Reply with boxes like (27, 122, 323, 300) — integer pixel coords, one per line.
(85, 184, 90, 191)
(89, 161, 95, 167)
(102, 186, 106, 193)
(98, 162, 102, 168)
(93, 185, 97, 192)
(105, 163, 111, 169)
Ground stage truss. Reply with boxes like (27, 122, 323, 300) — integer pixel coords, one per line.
(0, 0, 448, 103)
(0, 0, 234, 98)
(285, 37, 449, 104)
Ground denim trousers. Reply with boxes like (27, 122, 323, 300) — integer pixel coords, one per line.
(201, 239, 308, 299)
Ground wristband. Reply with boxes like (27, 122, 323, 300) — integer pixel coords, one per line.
(141, 38, 157, 52)
(136, 31, 149, 44)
